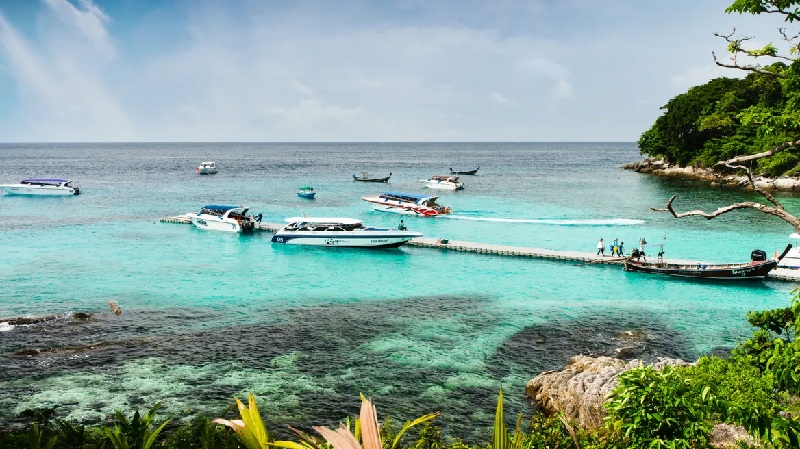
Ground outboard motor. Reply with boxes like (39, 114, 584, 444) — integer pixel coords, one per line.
(751, 249, 767, 262)
(72, 187, 80, 195)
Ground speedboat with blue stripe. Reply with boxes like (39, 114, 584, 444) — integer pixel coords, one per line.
(0, 178, 80, 195)
(189, 205, 258, 233)
(271, 217, 422, 247)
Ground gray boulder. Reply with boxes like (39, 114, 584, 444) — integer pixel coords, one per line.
(526, 355, 689, 429)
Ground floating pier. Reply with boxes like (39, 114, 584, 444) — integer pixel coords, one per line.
(160, 216, 800, 282)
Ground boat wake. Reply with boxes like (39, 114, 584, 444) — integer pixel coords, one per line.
(444, 215, 644, 226)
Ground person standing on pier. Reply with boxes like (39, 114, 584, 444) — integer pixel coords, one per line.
(597, 238, 605, 256)
(618, 241, 625, 257)
(611, 238, 619, 256)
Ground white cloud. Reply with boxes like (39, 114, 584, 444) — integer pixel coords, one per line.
(44, 0, 114, 57)
(669, 65, 733, 91)
(489, 92, 512, 105)
(517, 57, 571, 79)
(0, 1, 133, 141)
(551, 79, 574, 100)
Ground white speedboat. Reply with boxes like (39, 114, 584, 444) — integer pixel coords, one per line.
(189, 205, 258, 233)
(361, 192, 452, 216)
(271, 217, 422, 247)
(778, 233, 800, 269)
(420, 175, 464, 190)
(197, 161, 218, 175)
(0, 178, 80, 195)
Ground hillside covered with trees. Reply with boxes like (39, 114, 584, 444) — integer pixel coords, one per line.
(639, 0, 800, 177)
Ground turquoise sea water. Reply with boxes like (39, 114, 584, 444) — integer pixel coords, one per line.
(1, 142, 799, 439)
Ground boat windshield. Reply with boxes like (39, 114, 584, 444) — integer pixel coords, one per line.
(287, 221, 363, 231)
(21, 179, 70, 186)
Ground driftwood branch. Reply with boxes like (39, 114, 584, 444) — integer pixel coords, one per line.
(652, 195, 800, 233)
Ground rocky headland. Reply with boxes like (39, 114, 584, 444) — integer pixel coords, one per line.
(624, 157, 800, 191)
(526, 355, 755, 448)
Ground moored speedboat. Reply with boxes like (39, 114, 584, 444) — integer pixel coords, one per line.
(271, 217, 422, 247)
(420, 175, 464, 190)
(0, 178, 80, 195)
(778, 233, 800, 269)
(297, 186, 316, 199)
(189, 205, 257, 233)
(361, 192, 452, 216)
(197, 161, 218, 175)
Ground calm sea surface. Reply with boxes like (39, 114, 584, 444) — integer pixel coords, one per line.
(1, 142, 798, 439)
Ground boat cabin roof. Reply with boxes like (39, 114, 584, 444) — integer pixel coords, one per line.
(21, 178, 71, 184)
(381, 192, 432, 200)
(284, 217, 362, 225)
(201, 204, 244, 212)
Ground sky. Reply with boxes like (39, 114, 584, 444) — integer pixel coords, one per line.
(0, 0, 790, 142)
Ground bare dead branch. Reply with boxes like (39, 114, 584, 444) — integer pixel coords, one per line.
(715, 139, 800, 167)
(652, 195, 800, 232)
(712, 51, 787, 77)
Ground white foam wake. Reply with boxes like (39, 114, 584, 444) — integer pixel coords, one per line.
(444, 215, 644, 225)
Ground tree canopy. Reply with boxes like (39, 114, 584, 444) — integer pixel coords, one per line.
(639, 0, 800, 177)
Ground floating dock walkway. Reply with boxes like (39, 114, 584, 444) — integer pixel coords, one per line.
(160, 215, 800, 282)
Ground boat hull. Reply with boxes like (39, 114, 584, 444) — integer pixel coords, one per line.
(450, 168, 479, 175)
(197, 169, 218, 175)
(623, 259, 778, 280)
(421, 180, 464, 190)
(190, 215, 252, 233)
(0, 185, 79, 195)
(297, 192, 316, 199)
(271, 230, 421, 247)
(353, 176, 390, 182)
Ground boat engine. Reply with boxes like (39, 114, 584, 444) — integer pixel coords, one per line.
(751, 249, 767, 262)
(72, 187, 80, 195)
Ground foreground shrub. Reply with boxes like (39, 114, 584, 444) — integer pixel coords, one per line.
(604, 364, 713, 448)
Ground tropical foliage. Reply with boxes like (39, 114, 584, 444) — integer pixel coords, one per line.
(639, 0, 800, 177)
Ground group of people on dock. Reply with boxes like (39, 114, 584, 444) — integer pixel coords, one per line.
(597, 237, 648, 259)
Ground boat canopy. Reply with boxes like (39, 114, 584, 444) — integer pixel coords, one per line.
(381, 192, 431, 200)
(284, 217, 362, 225)
(21, 178, 71, 184)
(201, 204, 241, 211)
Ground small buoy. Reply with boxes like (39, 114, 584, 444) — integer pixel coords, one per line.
(108, 301, 121, 315)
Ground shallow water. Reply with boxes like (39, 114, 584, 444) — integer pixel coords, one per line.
(1, 142, 798, 440)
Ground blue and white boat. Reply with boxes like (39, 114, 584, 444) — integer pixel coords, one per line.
(271, 217, 422, 247)
(0, 178, 80, 195)
(189, 205, 257, 233)
(297, 186, 316, 199)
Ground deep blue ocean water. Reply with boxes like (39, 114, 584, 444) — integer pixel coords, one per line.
(1, 142, 799, 440)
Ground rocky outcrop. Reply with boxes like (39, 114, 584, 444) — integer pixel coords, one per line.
(525, 355, 690, 429)
(623, 158, 800, 191)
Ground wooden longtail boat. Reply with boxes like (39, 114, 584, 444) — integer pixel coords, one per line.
(353, 172, 391, 183)
(449, 166, 479, 175)
(622, 245, 791, 280)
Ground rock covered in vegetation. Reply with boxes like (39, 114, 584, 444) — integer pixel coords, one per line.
(525, 355, 689, 429)
(623, 158, 800, 191)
